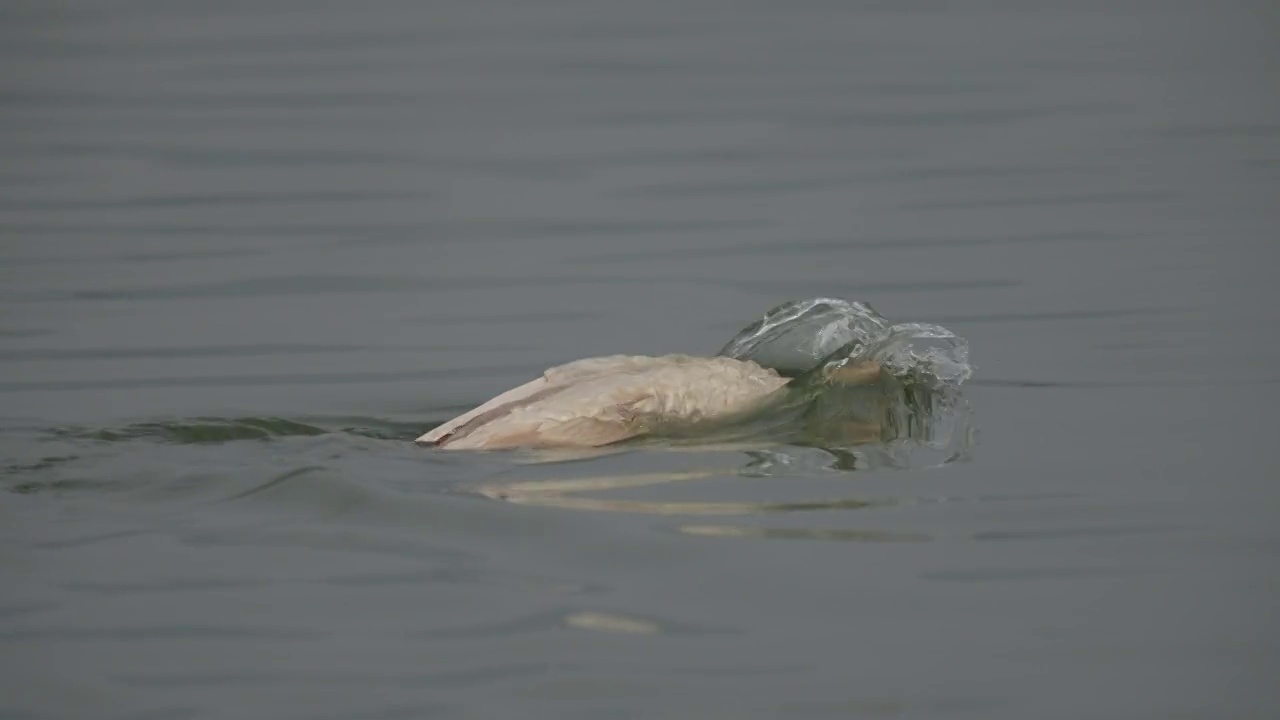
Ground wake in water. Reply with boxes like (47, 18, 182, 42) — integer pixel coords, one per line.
(2, 299, 976, 501)
(420, 298, 976, 466)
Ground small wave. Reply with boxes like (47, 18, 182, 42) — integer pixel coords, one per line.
(65, 417, 329, 443)
(42, 416, 431, 445)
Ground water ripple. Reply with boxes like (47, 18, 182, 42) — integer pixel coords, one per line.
(0, 190, 416, 211)
(111, 663, 553, 689)
(901, 190, 1175, 209)
(223, 466, 326, 501)
(58, 579, 264, 596)
(0, 365, 537, 393)
(575, 231, 1114, 263)
(921, 567, 1132, 583)
(0, 625, 327, 642)
(0, 343, 520, 362)
(931, 307, 1190, 325)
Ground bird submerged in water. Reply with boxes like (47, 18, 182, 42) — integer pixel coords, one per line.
(416, 298, 970, 451)
(417, 354, 882, 450)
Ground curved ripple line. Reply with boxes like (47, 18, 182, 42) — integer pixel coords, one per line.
(224, 466, 325, 502)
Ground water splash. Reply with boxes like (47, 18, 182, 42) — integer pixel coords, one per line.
(718, 298, 891, 376)
(721, 298, 974, 391)
(866, 323, 972, 390)
(712, 298, 976, 467)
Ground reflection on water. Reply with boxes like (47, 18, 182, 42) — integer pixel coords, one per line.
(677, 525, 932, 543)
(797, 376, 977, 470)
(471, 466, 881, 518)
(671, 368, 977, 470)
(563, 611, 662, 635)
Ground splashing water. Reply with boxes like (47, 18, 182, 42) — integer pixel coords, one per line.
(865, 323, 973, 390)
(711, 298, 976, 466)
(717, 298, 891, 376)
(719, 298, 974, 390)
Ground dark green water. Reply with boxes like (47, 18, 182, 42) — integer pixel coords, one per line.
(3, 1, 1279, 717)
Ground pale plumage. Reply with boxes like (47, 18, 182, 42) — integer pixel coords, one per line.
(417, 354, 790, 450)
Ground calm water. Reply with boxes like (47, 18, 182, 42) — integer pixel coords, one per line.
(3, 1, 1279, 717)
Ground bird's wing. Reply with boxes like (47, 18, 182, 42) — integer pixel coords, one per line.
(416, 374, 552, 444)
(435, 385, 652, 450)
(442, 414, 642, 450)
(421, 356, 786, 450)
(419, 355, 686, 444)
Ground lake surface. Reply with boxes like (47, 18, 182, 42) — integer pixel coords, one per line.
(3, 1, 1279, 717)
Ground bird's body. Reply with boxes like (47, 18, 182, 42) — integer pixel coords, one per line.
(417, 354, 791, 450)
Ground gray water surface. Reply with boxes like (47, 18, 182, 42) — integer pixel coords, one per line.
(3, 2, 1280, 718)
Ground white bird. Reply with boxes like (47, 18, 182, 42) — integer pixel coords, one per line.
(415, 354, 882, 450)
(415, 298, 971, 451)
